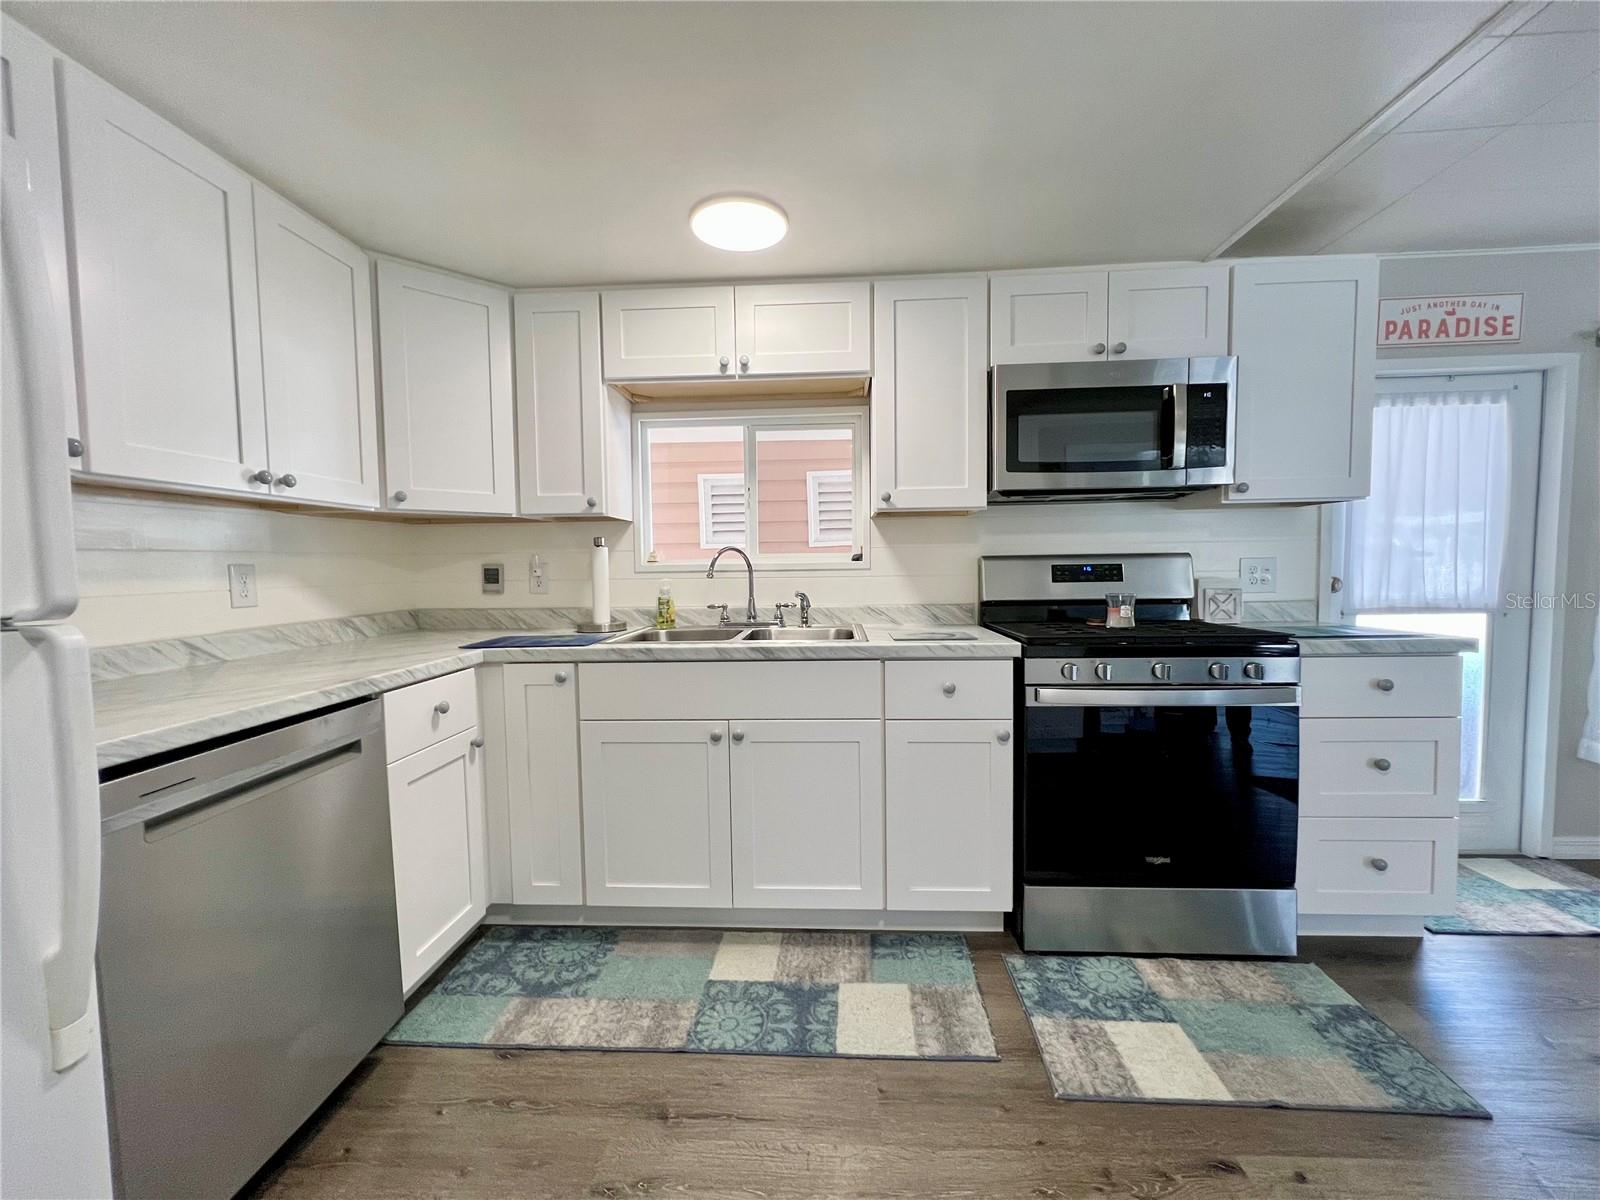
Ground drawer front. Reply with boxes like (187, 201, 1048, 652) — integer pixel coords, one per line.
(579, 661, 882, 721)
(1300, 655, 1461, 718)
(383, 669, 480, 763)
(1300, 717, 1460, 818)
(885, 660, 1012, 720)
(1297, 816, 1458, 915)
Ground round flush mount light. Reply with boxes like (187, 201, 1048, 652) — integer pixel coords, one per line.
(689, 195, 788, 252)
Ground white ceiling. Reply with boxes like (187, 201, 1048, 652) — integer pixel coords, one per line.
(1229, 1, 1600, 255)
(5, 1, 1532, 286)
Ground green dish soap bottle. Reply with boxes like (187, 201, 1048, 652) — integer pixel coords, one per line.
(655, 580, 677, 629)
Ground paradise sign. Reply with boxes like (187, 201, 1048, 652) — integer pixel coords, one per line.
(1378, 293, 1523, 347)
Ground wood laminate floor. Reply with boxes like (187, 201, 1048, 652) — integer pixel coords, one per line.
(247, 904, 1600, 1198)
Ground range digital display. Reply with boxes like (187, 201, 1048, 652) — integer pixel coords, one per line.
(1051, 562, 1124, 583)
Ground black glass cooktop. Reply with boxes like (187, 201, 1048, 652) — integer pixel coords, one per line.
(983, 617, 1299, 658)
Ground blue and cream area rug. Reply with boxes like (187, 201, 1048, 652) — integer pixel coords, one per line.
(388, 926, 998, 1061)
(1426, 857, 1600, 935)
(1006, 955, 1487, 1118)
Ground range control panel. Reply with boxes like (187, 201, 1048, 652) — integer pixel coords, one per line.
(1051, 562, 1124, 584)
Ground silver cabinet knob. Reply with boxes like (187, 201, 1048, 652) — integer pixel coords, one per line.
(738, 354, 749, 369)
(1208, 662, 1230, 680)
(278, 473, 297, 489)
(585, 496, 597, 508)
(1234, 482, 1250, 494)
(1375, 678, 1396, 692)
(1369, 857, 1389, 873)
(880, 491, 892, 504)
(554, 671, 569, 684)
(1112, 341, 1127, 354)
(942, 682, 957, 696)
(719, 356, 730, 372)
(1095, 662, 1114, 681)
(1091, 342, 1107, 355)
(250, 469, 275, 485)
(709, 729, 723, 744)
(731, 729, 745, 743)
(1372, 757, 1392, 772)
(393, 490, 408, 504)
(434, 700, 451, 715)
(66, 437, 84, 459)
(997, 729, 1011, 744)
(470, 735, 485, 749)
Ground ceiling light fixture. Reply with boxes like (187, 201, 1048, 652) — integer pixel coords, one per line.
(689, 195, 788, 252)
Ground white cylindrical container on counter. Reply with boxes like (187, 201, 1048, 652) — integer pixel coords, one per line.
(577, 536, 626, 632)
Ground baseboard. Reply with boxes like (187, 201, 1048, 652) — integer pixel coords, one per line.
(1549, 836, 1600, 860)
(1298, 914, 1426, 938)
(484, 904, 1007, 933)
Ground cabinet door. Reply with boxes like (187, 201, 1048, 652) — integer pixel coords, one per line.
(872, 276, 988, 512)
(60, 63, 268, 494)
(729, 720, 883, 909)
(514, 290, 607, 516)
(376, 260, 515, 514)
(886, 721, 1012, 911)
(1226, 257, 1379, 503)
(1297, 816, 1457, 916)
(254, 186, 379, 508)
(579, 721, 733, 907)
(733, 282, 871, 376)
(989, 272, 1109, 364)
(1106, 265, 1229, 359)
(386, 728, 487, 993)
(502, 665, 584, 904)
(601, 286, 735, 380)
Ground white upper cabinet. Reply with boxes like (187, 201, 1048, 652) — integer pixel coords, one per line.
(872, 275, 988, 512)
(733, 281, 871, 376)
(990, 271, 1109, 364)
(254, 186, 379, 508)
(513, 290, 629, 518)
(1106, 265, 1230, 359)
(60, 63, 269, 495)
(1226, 257, 1379, 504)
(601, 285, 735, 380)
(376, 260, 516, 514)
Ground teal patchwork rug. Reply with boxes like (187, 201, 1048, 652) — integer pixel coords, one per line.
(1426, 857, 1600, 935)
(388, 926, 998, 1061)
(1006, 955, 1487, 1118)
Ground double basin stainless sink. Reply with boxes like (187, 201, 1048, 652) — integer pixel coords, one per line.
(611, 624, 864, 643)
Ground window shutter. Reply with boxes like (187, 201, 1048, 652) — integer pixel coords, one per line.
(807, 470, 854, 547)
(699, 473, 746, 548)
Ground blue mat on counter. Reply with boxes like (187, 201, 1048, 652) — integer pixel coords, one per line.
(459, 633, 616, 648)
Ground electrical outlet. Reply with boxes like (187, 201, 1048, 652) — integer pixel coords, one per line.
(1240, 556, 1277, 593)
(529, 554, 548, 595)
(228, 563, 258, 609)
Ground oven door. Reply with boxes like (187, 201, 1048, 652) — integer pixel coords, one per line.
(1021, 686, 1299, 889)
(991, 359, 1189, 492)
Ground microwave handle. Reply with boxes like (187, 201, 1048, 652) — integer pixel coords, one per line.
(1168, 383, 1187, 470)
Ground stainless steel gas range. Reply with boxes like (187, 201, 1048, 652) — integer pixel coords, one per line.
(981, 553, 1301, 957)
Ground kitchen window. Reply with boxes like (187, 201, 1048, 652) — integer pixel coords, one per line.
(636, 409, 868, 570)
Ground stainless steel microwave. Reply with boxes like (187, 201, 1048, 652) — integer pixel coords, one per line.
(990, 356, 1236, 498)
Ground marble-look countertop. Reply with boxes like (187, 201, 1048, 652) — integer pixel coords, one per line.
(1254, 623, 1477, 657)
(92, 624, 1018, 769)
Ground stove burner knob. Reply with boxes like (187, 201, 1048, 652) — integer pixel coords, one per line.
(1208, 662, 1230, 681)
(1060, 663, 1081, 682)
(1243, 661, 1264, 680)
(1094, 662, 1114, 682)
(1150, 662, 1172, 681)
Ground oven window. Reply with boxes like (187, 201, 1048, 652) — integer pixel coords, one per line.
(1006, 387, 1174, 473)
(1021, 702, 1299, 889)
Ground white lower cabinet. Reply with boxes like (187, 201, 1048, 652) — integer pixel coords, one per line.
(730, 720, 884, 909)
(501, 664, 584, 904)
(386, 728, 488, 992)
(579, 721, 734, 907)
(886, 721, 1013, 911)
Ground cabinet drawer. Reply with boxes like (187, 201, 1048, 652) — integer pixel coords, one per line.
(885, 661, 1011, 720)
(1300, 718, 1460, 818)
(579, 661, 881, 721)
(1297, 816, 1457, 916)
(1300, 656, 1461, 719)
(383, 670, 480, 763)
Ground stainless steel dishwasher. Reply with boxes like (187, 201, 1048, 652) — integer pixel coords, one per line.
(97, 698, 401, 1200)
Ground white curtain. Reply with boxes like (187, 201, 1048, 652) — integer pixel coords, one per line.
(1346, 389, 1511, 613)
(1581, 609, 1600, 765)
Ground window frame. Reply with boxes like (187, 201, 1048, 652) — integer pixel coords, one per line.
(634, 406, 871, 573)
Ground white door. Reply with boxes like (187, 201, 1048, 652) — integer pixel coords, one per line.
(872, 275, 988, 512)
(376, 260, 516, 514)
(990, 271, 1109, 364)
(254, 186, 379, 508)
(729, 720, 883, 909)
(1105, 265, 1229, 360)
(513, 290, 606, 516)
(886, 720, 1013, 911)
(579, 721, 733, 907)
(386, 728, 487, 993)
(1226, 257, 1379, 503)
(501, 664, 584, 904)
(600, 286, 735, 380)
(1331, 371, 1544, 853)
(60, 63, 269, 495)
(733, 282, 871, 376)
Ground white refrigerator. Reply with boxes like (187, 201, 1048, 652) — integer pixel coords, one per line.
(1, 143, 115, 1197)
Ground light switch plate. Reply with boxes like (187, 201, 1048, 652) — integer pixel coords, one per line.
(228, 563, 257, 609)
(529, 555, 548, 595)
(1240, 557, 1277, 593)
(481, 562, 505, 595)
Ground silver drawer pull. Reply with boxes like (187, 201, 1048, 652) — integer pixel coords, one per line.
(1371, 757, 1392, 772)
(554, 671, 569, 684)
(997, 729, 1011, 744)
(942, 682, 957, 696)
(434, 700, 451, 715)
(1375, 678, 1396, 692)
(1369, 857, 1389, 873)
(470, 735, 485, 749)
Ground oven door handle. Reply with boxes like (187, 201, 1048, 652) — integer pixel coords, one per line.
(1029, 686, 1300, 708)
